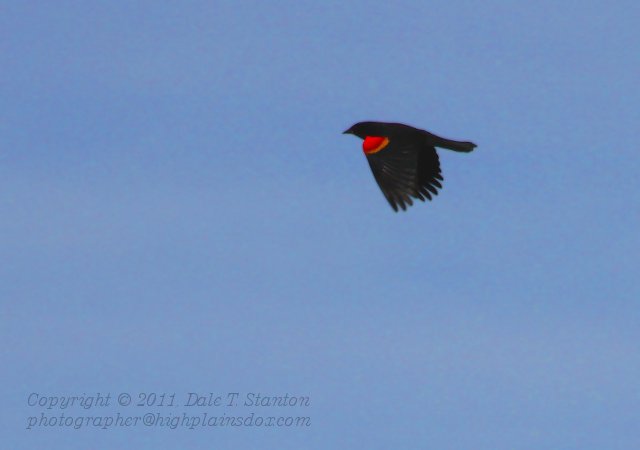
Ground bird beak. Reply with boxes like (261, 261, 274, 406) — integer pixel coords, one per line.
(342, 129, 352, 135)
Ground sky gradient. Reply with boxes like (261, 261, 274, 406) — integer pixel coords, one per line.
(2, 1, 640, 449)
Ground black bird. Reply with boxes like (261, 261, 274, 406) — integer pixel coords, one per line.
(343, 121, 476, 211)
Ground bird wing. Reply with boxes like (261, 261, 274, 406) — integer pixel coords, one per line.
(366, 140, 443, 212)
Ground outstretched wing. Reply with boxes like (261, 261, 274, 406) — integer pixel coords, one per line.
(366, 141, 443, 212)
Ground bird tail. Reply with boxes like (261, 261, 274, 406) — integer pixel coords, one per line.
(434, 137, 477, 152)
(424, 131, 477, 152)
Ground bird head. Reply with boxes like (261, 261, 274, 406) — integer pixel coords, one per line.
(343, 122, 381, 139)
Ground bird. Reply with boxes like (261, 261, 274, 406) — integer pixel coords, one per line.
(343, 121, 476, 212)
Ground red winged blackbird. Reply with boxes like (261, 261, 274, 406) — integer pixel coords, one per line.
(343, 121, 476, 211)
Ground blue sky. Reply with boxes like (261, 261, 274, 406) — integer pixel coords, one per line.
(2, 1, 639, 449)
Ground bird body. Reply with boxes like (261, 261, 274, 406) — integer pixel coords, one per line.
(343, 121, 476, 211)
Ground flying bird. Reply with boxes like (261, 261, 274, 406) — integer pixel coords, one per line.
(343, 121, 476, 211)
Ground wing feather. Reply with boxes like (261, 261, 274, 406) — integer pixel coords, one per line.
(366, 140, 443, 212)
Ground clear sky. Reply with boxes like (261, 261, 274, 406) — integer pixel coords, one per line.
(2, 1, 639, 449)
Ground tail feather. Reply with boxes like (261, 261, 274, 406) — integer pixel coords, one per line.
(436, 139, 477, 152)
(423, 131, 477, 152)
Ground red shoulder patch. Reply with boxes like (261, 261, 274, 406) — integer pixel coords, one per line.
(363, 136, 390, 154)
